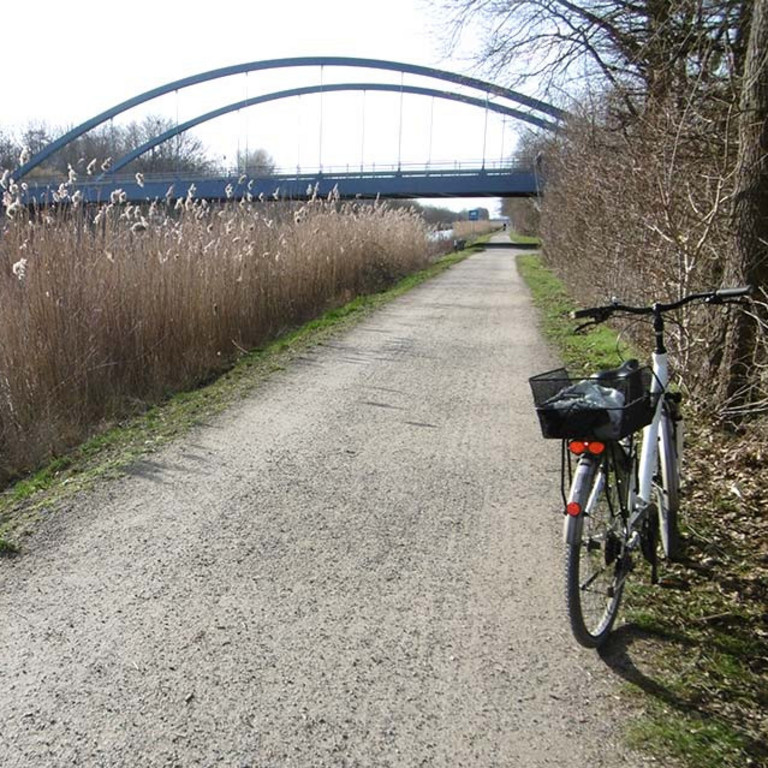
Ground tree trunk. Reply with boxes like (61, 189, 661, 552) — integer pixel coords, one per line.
(717, 0, 768, 413)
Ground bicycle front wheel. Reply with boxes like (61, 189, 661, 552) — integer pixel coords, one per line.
(565, 453, 627, 648)
(655, 408, 681, 559)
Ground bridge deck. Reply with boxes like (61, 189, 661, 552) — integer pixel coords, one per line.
(20, 166, 540, 205)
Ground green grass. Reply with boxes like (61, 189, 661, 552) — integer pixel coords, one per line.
(0, 244, 476, 549)
(509, 232, 541, 246)
(517, 253, 636, 370)
(0, 536, 20, 556)
(627, 707, 753, 767)
(517, 253, 768, 768)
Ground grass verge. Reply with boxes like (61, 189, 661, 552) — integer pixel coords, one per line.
(509, 232, 542, 246)
(518, 252, 768, 768)
(517, 253, 635, 370)
(0, 244, 479, 553)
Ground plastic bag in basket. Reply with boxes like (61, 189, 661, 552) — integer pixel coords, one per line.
(544, 381, 625, 439)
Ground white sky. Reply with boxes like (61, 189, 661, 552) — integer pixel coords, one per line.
(1, 0, 531, 214)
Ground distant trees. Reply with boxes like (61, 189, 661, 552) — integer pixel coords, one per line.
(0, 116, 218, 177)
(0, 129, 16, 170)
(235, 148, 277, 176)
(501, 196, 538, 237)
(384, 200, 485, 226)
(501, 131, 545, 236)
(119, 116, 215, 175)
(0, 117, 285, 180)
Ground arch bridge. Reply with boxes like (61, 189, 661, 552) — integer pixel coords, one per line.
(13, 57, 564, 204)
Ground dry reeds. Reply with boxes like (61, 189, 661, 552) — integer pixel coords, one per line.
(0, 189, 433, 483)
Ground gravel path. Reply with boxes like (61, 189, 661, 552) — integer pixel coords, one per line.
(0, 238, 645, 767)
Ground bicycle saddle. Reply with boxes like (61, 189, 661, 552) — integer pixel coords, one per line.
(592, 359, 639, 383)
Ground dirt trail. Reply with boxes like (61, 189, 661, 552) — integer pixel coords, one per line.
(0, 238, 645, 767)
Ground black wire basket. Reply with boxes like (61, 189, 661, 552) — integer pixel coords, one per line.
(529, 366, 657, 440)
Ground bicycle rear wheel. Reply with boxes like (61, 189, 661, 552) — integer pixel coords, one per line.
(655, 407, 681, 559)
(565, 452, 628, 648)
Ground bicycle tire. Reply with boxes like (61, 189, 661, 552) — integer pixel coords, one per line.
(656, 408, 681, 559)
(565, 452, 627, 648)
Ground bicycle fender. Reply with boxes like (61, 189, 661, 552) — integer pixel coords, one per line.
(564, 456, 598, 545)
(564, 512, 582, 545)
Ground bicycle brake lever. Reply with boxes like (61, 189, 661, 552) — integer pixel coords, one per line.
(573, 320, 598, 334)
(707, 296, 750, 308)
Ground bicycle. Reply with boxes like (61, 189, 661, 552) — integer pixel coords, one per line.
(528, 286, 752, 648)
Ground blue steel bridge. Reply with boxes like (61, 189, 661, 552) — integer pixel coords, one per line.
(21, 160, 539, 205)
(11, 57, 564, 205)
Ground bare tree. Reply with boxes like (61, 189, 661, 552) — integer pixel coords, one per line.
(500, 128, 551, 234)
(717, 0, 768, 411)
(0, 115, 217, 178)
(123, 116, 214, 175)
(0, 129, 16, 170)
(437, 0, 749, 114)
(437, 0, 764, 414)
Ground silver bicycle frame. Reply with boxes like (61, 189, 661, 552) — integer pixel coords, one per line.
(564, 351, 670, 544)
(637, 350, 668, 507)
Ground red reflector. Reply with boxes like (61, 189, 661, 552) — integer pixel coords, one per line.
(566, 502, 581, 516)
(568, 440, 605, 456)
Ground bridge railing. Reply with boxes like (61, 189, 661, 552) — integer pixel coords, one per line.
(24, 158, 533, 188)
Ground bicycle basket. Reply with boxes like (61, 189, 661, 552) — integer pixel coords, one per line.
(528, 366, 656, 440)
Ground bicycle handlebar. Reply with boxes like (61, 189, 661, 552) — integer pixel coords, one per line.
(571, 286, 753, 322)
(712, 286, 753, 300)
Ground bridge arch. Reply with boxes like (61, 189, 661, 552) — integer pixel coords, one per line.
(107, 83, 559, 176)
(13, 57, 565, 181)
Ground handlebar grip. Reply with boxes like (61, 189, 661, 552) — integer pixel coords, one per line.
(715, 286, 752, 299)
(571, 307, 601, 319)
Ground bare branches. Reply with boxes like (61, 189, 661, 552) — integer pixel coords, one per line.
(434, 0, 764, 418)
(435, 0, 751, 114)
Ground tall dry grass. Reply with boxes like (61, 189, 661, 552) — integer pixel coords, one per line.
(0, 189, 435, 484)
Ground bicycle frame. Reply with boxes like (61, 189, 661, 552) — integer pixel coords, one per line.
(564, 350, 668, 547)
(636, 350, 668, 509)
(559, 286, 751, 553)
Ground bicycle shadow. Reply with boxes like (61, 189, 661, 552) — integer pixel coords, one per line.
(597, 623, 692, 709)
(597, 622, 768, 762)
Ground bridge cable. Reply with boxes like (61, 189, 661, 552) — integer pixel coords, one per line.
(245, 72, 250, 174)
(482, 92, 490, 170)
(360, 89, 366, 172)
(318, 65, 324, 172)
(397, 72, 404, 171)
(428, 96, 434, 167)
(99, 84, 558, 179)
(296, 94, 302, 173)
(500, 116, 507, 165)
(174, 89, 179, 174)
